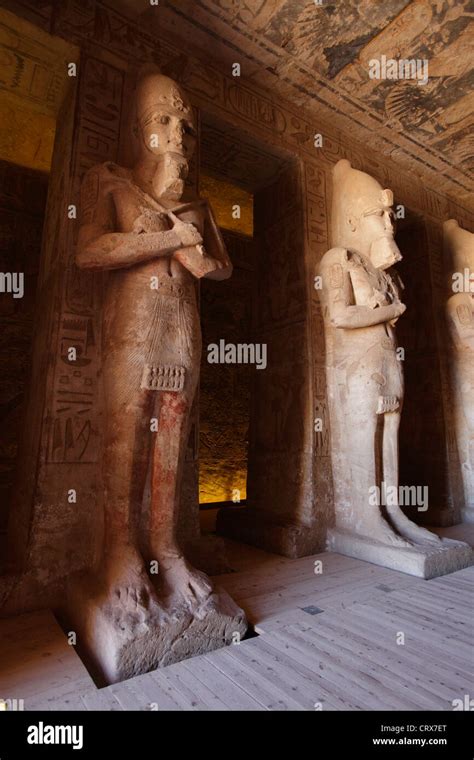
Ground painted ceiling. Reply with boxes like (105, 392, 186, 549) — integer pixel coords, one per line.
(132, 0, 473, 208)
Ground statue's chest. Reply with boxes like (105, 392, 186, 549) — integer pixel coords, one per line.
(113, 184, 170, 234)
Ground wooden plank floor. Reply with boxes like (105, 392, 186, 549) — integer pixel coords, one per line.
(2, 538, 473, 711)
(0, 610, 96, 707)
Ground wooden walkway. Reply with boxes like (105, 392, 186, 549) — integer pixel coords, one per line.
(1, 538, 473, 711)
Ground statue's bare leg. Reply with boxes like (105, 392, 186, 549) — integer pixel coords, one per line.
(346, 405, 411, 547)
(148, 390, 212, 606)
(102, 354, 161, 615)
(383, 411, 440, 545)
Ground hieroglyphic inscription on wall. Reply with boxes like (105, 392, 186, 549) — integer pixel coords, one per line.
(200, 117, 284, 192)
(304, 161, 328, 256)
(54, 0, 159, 65)
(304, 158, 333, 532)
(47, 57, 124, 463)
(0, 7, 70, 116)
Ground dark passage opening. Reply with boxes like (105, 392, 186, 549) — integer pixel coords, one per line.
(197, 112, 294, 538)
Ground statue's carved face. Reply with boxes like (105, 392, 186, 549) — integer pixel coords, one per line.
(137, 106, 197, 201)
(351, 202, 401, 270)
(133, 75, 197, 200)
(139, 106, 196, 162)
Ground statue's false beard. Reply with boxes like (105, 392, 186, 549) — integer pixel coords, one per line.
(152, 153, 188, 201)
(370, 235, 402, 270)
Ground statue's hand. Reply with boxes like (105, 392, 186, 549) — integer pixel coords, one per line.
(168, 211, 203, 247)
(367, 292, 386, 309)
(389, 301, 406, 326)
(173, 244, 220, 278)
(201, 254, 225, 271)
(393, 302, 406, 317)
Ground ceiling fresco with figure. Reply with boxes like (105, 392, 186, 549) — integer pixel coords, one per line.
(4, 0, 471, 205)
(129, 0, 473, 208)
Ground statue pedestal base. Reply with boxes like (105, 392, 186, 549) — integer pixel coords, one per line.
(327, 529, 473, 579)
(65, 576, 247, 686)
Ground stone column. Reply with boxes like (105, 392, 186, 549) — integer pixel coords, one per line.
(4, 52, 128, 613)
(444, 220, 474, 523)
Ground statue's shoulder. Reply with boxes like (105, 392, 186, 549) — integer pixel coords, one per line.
(447, 291, 467, 306)
(320, 247, 349, 268)
(80, 163, 130, 224)
(320, 247, 361, 275)
(447, 292, 472, 317)
(318, 248, 351, 292)
(81, 161, 130, 191)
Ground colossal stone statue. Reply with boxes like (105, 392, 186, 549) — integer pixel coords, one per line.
(69, 70, 246, 683)
(444, 220, 474, 523)
(319, 160, 472, 577)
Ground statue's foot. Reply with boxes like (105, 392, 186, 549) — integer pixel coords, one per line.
(151, 548, 213, 607)
(103, 543, 160, 624)
(386, 507, 442, 546)
(356, 514, 412, 548)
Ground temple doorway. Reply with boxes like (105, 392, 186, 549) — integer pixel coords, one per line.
(196, 112, 309, 553)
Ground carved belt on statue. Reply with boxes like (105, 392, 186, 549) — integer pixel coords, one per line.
(140, 277, 196, 392)
(381, 336, 396, 350)
(141, 364, 185, 391)
(376, 395, 400, 414)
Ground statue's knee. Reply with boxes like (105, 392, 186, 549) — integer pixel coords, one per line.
(162, 392, 190, 416)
